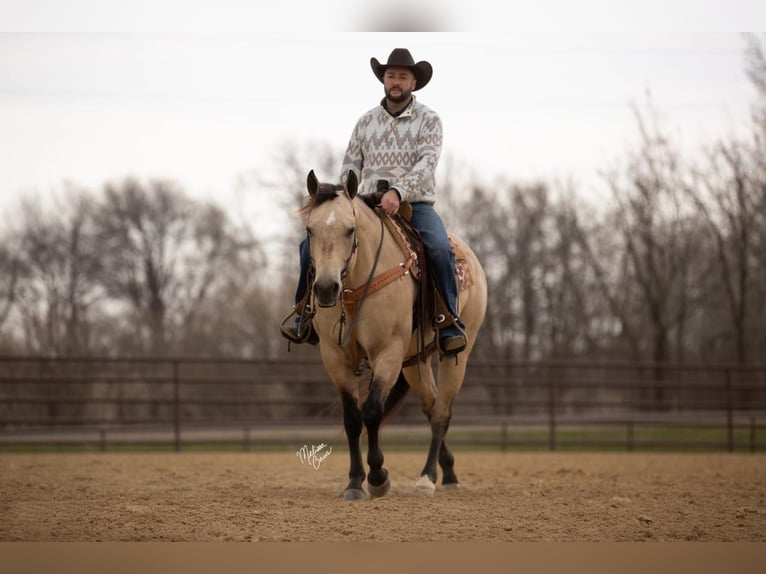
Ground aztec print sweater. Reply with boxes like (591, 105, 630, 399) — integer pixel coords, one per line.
(340, 95, 442, 205)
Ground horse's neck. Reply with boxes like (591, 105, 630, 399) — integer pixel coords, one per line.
(347, 198, 399, 286)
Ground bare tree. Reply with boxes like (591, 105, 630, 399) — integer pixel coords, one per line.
(235, 141, 344, 350)
(0, 242, 22, 336)
(512, 183, 549, 361)
(686, 139, 759, 363)
(10, 188, 103, 355)
(744, 33, 766, 128)
(539, 188, 600, 359)
(95, 178, 260, 355)
(459, 183, 517, 359)
(575, 208, 644, 360)
(172, 202, 262, 347)
(597, 104, 704, 404)
(238, 140, 340, 260)
(743, 33, 766, 358)
(95, 178, 184, 352)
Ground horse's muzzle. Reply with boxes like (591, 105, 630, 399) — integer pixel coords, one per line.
(313, 279, 341, 308)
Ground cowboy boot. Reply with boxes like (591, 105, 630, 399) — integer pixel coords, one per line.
(435, 314, 467, 357)
(280, 239, 319, 345)
(428, 248, 467, 356)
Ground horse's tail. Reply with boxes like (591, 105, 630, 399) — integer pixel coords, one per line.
(381, 370, 410, 424)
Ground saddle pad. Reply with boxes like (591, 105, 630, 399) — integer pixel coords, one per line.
(448, 234, 474, 293)
(382, 215, 421, 280)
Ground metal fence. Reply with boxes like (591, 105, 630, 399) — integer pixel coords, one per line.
(1, 355, 765, 452)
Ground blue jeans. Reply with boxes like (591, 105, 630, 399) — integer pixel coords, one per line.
(409, 203, 462, 324)
(294, 202, 462, 323)
(295, 236, 311, 305)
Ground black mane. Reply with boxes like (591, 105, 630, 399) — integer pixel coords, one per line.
(300, 182, 344, 217)
(359, 192, 382, 211)
(314, 183, 343, 206)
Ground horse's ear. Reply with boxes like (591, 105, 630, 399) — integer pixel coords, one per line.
(307, 170, 319, 197)
(345, 170, 358, 199)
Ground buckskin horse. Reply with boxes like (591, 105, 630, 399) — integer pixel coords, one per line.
(300, 169, 487, 500)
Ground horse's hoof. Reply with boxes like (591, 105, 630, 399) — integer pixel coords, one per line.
(342, 488, 367, 501)
(415, 475, 436, 495)
(367, 477, 391, 498)
(442, 482, 461, 490)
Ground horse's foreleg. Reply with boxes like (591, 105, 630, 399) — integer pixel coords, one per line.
(340, 390, 366, 500)
(362, 379, 390, 498)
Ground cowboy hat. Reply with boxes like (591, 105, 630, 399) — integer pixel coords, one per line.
(370, 48, 432, 91)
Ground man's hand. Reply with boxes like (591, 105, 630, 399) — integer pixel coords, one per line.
(380, 189, 400, 215)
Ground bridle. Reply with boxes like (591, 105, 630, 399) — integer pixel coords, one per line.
(339, 203, 361, 284)
(307, 198, 386, 347)
(306, 200, 361, 289)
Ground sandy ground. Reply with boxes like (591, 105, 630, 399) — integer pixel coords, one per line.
(1, 450, 765, 541)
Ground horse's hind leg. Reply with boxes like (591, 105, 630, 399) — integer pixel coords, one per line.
(402, 363, 442, 494)
(423, 423, 459, 488)
(416, 411, 449, 493)
(418, 356, 470, 492)
(438, 433, 459, 487)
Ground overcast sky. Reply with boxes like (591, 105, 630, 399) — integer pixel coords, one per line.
(1, 1, 765, 237)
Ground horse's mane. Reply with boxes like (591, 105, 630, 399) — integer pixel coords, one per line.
(298, 182, 344, 218)
(358, 193, 380, 211)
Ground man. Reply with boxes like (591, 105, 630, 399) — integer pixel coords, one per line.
(281, 48, 467, 356)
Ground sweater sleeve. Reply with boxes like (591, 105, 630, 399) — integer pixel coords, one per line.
(391, 112, 442, 202)
(340, 118, 364, 185)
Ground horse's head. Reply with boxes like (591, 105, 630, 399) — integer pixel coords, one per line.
(304, 169, 359, 307)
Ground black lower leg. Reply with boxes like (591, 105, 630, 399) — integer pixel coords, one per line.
(439, 439, 459, 485)
(362, 381, 388, 488)
(341, 391, 365, 491)
(420, 418, 448, 484)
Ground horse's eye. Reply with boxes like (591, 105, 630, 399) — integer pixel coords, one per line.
(305, 227, 313, 237)
(346, 227, 355, 238)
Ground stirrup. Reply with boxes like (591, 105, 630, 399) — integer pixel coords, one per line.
(434, 314, 467, 357)
(279, 304, 318, 345)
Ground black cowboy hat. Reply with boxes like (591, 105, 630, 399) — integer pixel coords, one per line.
(370, 48, 432, 91)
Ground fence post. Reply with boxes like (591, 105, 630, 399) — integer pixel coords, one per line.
(750, 417, 756, 454)
(99, 428, 107, 452)
(173, 360, 181, 452)
(548, 367, 557, 452)
(627, 421, 634, 452)
(725, 368, 733, 453)
(500, 421, 508, 452)
(244, 426, 251, 452)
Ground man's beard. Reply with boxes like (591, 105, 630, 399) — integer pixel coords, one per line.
(385, 87, 412, 103)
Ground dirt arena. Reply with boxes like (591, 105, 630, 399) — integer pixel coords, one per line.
(1, 450, 764, 541)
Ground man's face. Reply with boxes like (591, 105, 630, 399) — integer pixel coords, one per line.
(383, 67, 417, 103)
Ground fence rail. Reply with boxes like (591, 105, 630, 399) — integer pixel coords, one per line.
(1, 355, 765, 452)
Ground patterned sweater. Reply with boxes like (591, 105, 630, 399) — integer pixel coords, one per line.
(340, 96, 442, 204)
